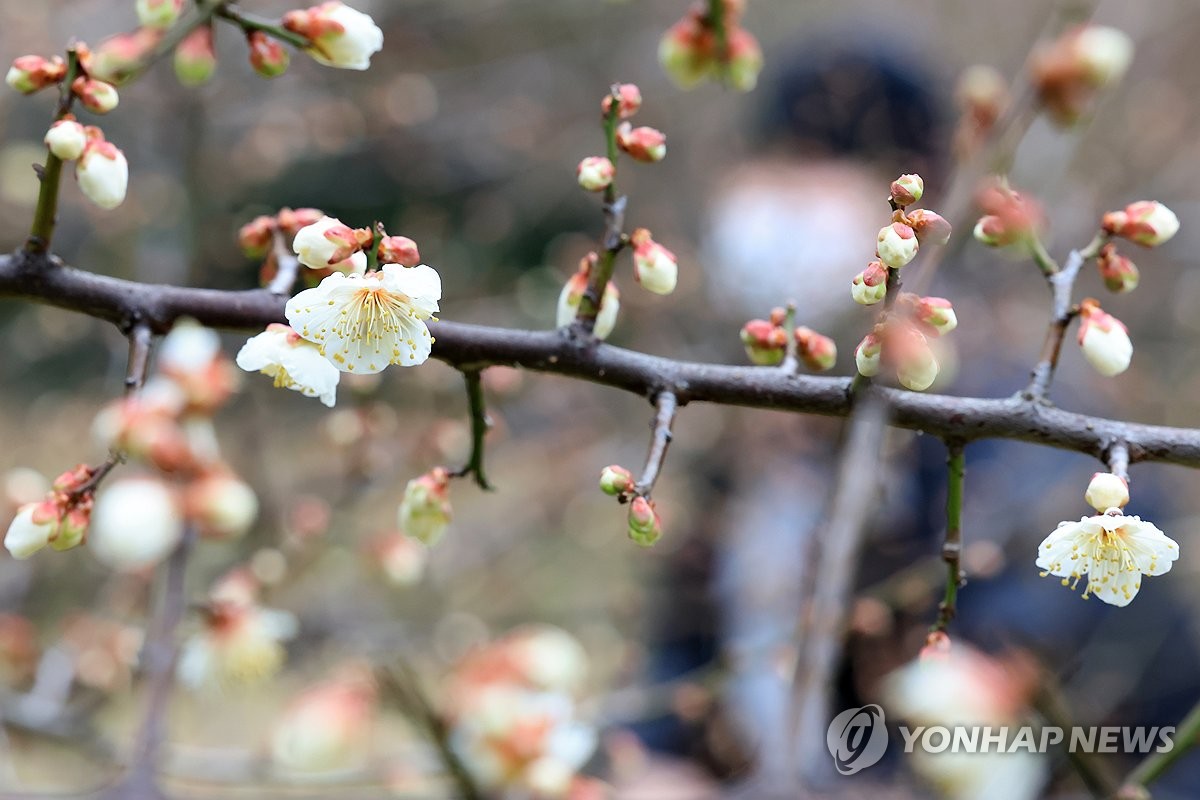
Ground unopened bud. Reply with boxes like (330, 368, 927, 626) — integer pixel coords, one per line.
(90, 478, 184, 571)
(376, 235, 420, 267)
(1085, 472, 1129, 512)
(616, 123, 666, 163)
(630, 228, 678, 295)
(876, 223, 919, 268)
(740, 319, 787, 366)
(725, 28, 764, 92)
(901, 294, 957, 337)
(239, 215, 277, 259)
(601, 83, 642, 119)
(854, 333, 883, 377)
(137, 0, 184, 30)
(175, 24, 217, 87)
(919, 631, 952, 662)
(851, 261, 889, 305)
(186, 472, 260, 539)
(247, 31, 290, 79)
(658, 17, 709, 89)
(1102, 201, 1179, 248)
(1072, 25, 1134, 88)
(599, 465, 635, 497)
(76, 137, 129, 210)
(975, 183, 1043, 247)
(896, 346, 939, 392)
(794, 327, 837, 372)
(627, 496, 662, 547)
(890, 174, 924, 207)
(576, 156, 615, 192)
(4, 505, 57, 559)
(44, 118, 87, 161)
(398, 467, 452, 545)
(71, 77, 119, 114)
(1078, 298, 1132, 377)
(293, 216, 360, 269)
(768, 307, 788, 327)
(277, 207, 324, 236)
(5, 55, 66, 94)
(283, 2, 384, 71)
(1095, 243, 1139, 293)
(907, 209, 952, 246)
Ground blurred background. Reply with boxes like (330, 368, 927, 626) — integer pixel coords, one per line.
(1, 0, 1200, 797)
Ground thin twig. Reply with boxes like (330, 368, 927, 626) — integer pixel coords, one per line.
(575, 86, 627, 334)
(633, 391, 678, 498)
(451, 369, 493, 490)
(932, 441, 965, 633)
(1107, 440, 1130, 482)
(216, 4, 312, 49)
(1033, 671, 1123, 798)
(25, 48, 80, 255)
(1121, 698, 1200, 794)
(124, 322, 154, 395)
(779, 302, 799, 373)
(265, 228, 301, 296)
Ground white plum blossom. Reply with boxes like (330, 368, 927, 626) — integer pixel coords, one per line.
(44, 119, 87, 160)
(76, 139, 128, 210)
(284, 2, 383, 71)
(1037, 508, 1178, 606)
(236, 324, 340, 407)
(90, 478, 184, 571)
(286, 265, 441, 373)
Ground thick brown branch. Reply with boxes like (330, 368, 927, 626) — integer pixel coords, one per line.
(4, 252, 1200, 467)
(633, 390, 677, 498)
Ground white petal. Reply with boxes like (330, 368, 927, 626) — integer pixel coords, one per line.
(1121, 520, 1179, 577)
(1035, 520, 1092, 578)
(235, 329, 289, 372)
(383, 263, 441, 308)
(279, 342, 341, 406)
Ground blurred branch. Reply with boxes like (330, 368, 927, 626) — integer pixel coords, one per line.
(264, 228, 302, 296)
(451, 369, 493, 490)
(1107, 440, 1130, 482)
(216, 5, 312, 49)
(633, 390, 677, 498)
(1024, 233, 1108, 402)
(1121, 698, 1200, 796)
(1033, 671, 1122, 798)
(124, 322, 154, 395)
(932, 441, 965, 634)
(5, 253, 1200, 467)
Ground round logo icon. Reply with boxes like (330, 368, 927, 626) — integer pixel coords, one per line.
(826, 704, 888, 775)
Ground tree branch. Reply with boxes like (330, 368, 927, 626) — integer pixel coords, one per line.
(4, 252, 1200, 467)
(633, 390, 677, 498)
(932, 441, 965, 633)
(451, 369, 493, 491)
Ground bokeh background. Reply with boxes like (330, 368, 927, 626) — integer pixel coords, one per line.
(1, 0, 1200, 797)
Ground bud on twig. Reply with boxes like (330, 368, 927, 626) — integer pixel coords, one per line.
(175, 24, 217, 87)
(238, 215, 277, 259)
(854, 332, 883, 377)
(1095, 243, 1139, 293)
(76, 132, 129, 210)
(283, 2, 384, 71)
(576, 156, 615, 193)
(876, 222, 919, 268)
(71, 77, 119, 114)
(630, 229, 678, 295)
(1078, 298, 1132, 377)
(890, 174, 924, 207)
(1102, 201, 1180, 248)
(627, 496, 662, 547)
(248, 31, 290, 79)
(376, 235, 420, 267)
(851, 261, 889, 306)
(740, 319, 787, 366)
(44, 118, 88, 161)
(907, 209, 953, 246)
(5, 55, 66, 94)
(794, 327, 837, 372)
(616, 123, 666, 163)
(599, 465, 635, 497)
(136, 0, 184, 30)
(1085, 472, 1129, 512)
(398, 467, 452, 545)
(601, 83, 642, 119)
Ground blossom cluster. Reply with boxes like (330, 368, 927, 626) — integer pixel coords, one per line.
(659, 0, 763, 91)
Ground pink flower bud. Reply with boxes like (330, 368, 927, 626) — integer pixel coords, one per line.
(616, 123, 667, 163)
(794, 327, 837, 372)
(1032, 25, 1134, 124)
(277, 207, 325, 237)
(90, 28, 164, 84)
(175, 25, 217, 87)
(76, 137, 129, 210)
(71, 77, 119, 114)
(283, 2, 384, 71)
(1102, 201, 1179, 248)
(876, 222, 919, 269)
(627, 497, 662, 547)
(599, 465, 635, 497)
(44, 118, 87, 161)
(740, 319, 787, 366)
(376, 235, 420, 267)
(973, 183, 1043, 247)
(899, 293, 958, 337)
(851, 261, 889, 305)
(186, 472, 260, 540)
(601, 83, 642, 119)
(890, 174, 924, 207)
(907, 209, 953, 246)
(725, 28, 763, 92)
(136, 0, 184, 30)
(399, 467, 452, 545)
(919, 631, 952, 662)
(292, 215, 361, 269)
(1077, 299, 1131, 377)
(630, 228, 678, 295)
(1085, 472, 1129, 512)
(1095, 243, 1139, 293)
(238, 215, 277, 259)
(5, 55, 66, 94)
(576, 156, 615, 192)
(658, 16, 711, 89)
(247, 31, 290, 79)
(854, 332, 883, 377)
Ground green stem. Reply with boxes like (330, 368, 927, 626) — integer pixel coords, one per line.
(454, 369, 493, 490)
(216, 5, 312, 49)
(575, 87, 626, 330)
(1029, 234, 1059, 277)
(1123, 700, 1200, 792)
(932, 442, 965, 632)
(25, 50, 80, 254)
(707, 0, 729, 80)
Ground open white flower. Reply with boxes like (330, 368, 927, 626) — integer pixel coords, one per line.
(1036, 508, 1178, 606)
(285, 265, 441, 374)
(236, 323, 340, 406)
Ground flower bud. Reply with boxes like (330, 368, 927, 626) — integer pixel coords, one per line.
(1095, 243, 1139, 293)
(76, 137, 129, 210)
(906, 209, 952, 246)
(374, 532, 427, 586)
(876, 222, 919, 268)
(174, 24, 217, 87)
(238, 215, 277, 259)
(247, 31, 290, 79)
(896, 346, 939, 392)
(601, 83, 642, 119)
(890, 174, 924, 207)
(1072, 25, 1134, 88)
(956, 65, 1009, 126)
(794, 327, 837, 372)
(398, 467, 452, 545)
(919, 630, 952, 662)
(630, 228, 677, 295)
(4, 505, 57, 559)
(71, 77, 119, 114)
(90, 29, 164, 84)
(1077, 299, 1132, 377)
(599, 465, 635, 497)
(851, 261, 889, 305)
(725, 28, 763, 92)
(576, 156, 615, 192)
(293, 215, 360, 269)
(283, 2, 384, 71)
(90, 479, 184, 571)
(1085, 472, 1129, 512)
(974, 183, 1043, 247)
(854, 333, 882, 377)
(1102, 201, 1179, 248)
(627, 497, 662, 547)
(5, 55, 65, 94)
(616, 123, 666, 163)
(768, 307, 787, 327)
(593, 282, 620, 339)
(556, 257, 619, 340)
(186, 472, 259, 540)
(740, 319, 787, 366)
(376, 235, 420, 267)
(270, 673, 376, 772)
(44, 118, 87, 161)
(277, 207, 325, 237)
(136, 0, 184, 30)
(901, 294, 958, 337)
(658, 17, 709, 89)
